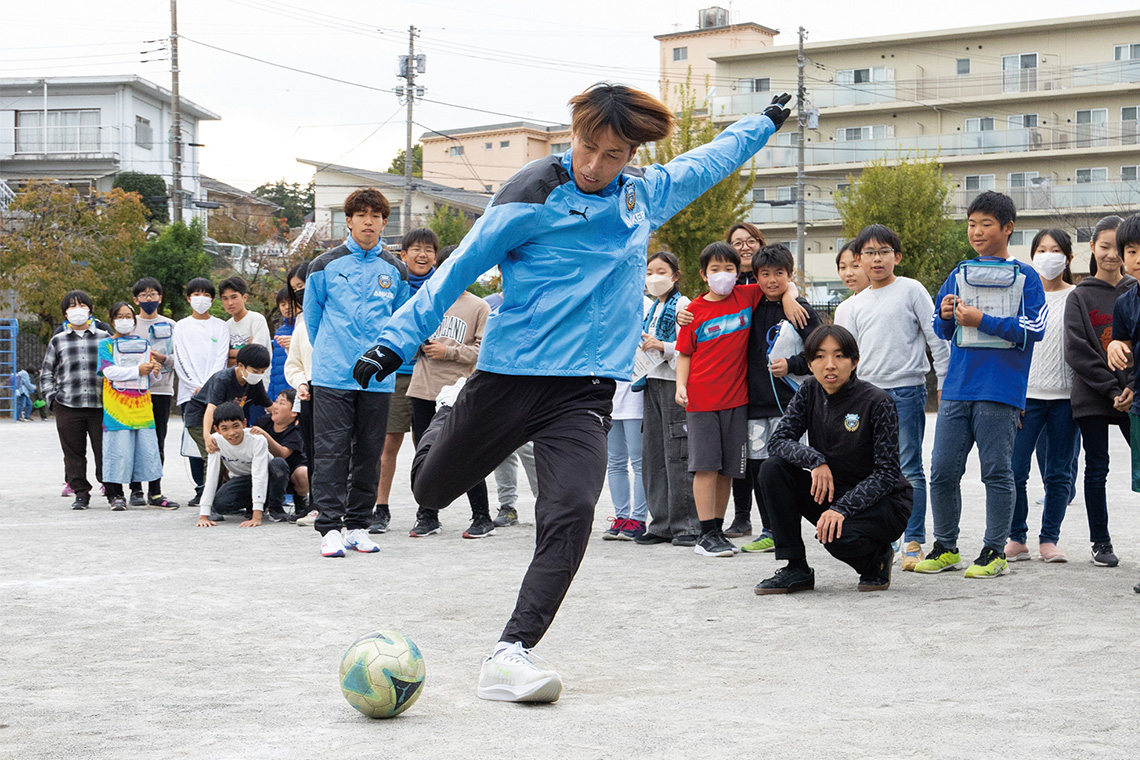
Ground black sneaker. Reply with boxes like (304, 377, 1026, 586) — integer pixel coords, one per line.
(858, 546, 894, 592)
(147, 495, 180, 510)
(209, 512, 225, 522)
(724, 519, 752, 538)
(1134, 579, 1140, 594)
(1092, 542, 1119, 567)
(409, 510, 441, 537)
(493, 506, 518, 527)
(602, 517, 626, 540)
(266, 506, 289, 523)
(368, 505, 391, 534)
(618, 519, 647, 541)
(129, 490, 146, 507)
(755, 565, 816, 595)
(71, 494, 90, 510)
(635, 532, 671, 545)
(109, 496, 128, 512)
(188, 493, 201, 508)
(671, 534, 698, 547)
(694, 531, 735, 558)
(463, 514, 496, 539)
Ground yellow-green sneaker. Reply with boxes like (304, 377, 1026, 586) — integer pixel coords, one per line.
(741, 531, 775, 553)
(963, 547, 1008, 579)
(913, 541, 962, 574)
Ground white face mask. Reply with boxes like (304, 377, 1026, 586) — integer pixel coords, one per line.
(645, 274, 674, 297)
(244, 371, 266, 385)
(706, 271, 737, 296)
(66, 307, 90, 326)
(113, 318, 135, 335)
(190, 295, 213, 315)
(1033, 252, 1068, 281)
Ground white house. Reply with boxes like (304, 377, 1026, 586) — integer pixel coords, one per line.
(0, 75, 220, 218)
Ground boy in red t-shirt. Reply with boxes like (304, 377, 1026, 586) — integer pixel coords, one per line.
(676, 242, 766, 557)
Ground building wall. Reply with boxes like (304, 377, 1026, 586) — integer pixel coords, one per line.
(658, 25, 777, 109)
(421, 124, 570, 193)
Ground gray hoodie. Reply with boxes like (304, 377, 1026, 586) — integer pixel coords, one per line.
(1064, 274, 1137, 419)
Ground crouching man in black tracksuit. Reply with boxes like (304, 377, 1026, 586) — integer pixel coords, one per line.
(755, 325, 912, 594)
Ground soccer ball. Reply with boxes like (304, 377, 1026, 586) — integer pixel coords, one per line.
(339, 630, 426, 718)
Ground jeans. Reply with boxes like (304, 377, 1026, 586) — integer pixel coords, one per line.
(16, 395, 32, 419)
(1076, 416, 1128, 544)
(886, 384, 928, 544)
(607, 418, 647, 521)
(929, 399, 1019, 552)
(1009, 398, 1079, 544)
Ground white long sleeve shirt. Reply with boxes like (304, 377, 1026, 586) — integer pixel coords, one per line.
(283, 316, 313, 388)
(199, 430, 270, 516)
(172, 316, 230, 405)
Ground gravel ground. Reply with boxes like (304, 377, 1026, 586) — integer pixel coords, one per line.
(2, 414, 1138, 759)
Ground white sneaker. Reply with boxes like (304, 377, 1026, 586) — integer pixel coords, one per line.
(476, 642, 562, 703)
(320, 530, 346, 558)
(296, 510, 319, 527)
(345, 528, 379, 553)
(436, 376, 466, 411)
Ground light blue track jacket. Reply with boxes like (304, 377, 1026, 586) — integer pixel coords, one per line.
(377, 113, 779, 380)
(306, 237, 410, 392)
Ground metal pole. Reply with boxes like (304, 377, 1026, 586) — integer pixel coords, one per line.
(402, 25, 417, 238)
(170, 0, 183, 224)
(42, 81, 47, 153)
(795, 26, 807, 284)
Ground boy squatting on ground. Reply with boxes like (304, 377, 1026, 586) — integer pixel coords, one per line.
(195, 401, 290, 528)
(253, 389, 310, 519)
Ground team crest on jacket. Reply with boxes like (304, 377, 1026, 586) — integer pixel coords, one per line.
(843, 413, 860, 432)
(625, 184, 636, 211)
(378, 274, 392, 289)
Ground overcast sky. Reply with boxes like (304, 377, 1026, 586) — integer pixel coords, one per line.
(5, 0, 1137, 190)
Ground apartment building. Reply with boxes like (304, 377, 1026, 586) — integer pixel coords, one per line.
(706, 11, 1140, 288)
(420, 122, 571, 194)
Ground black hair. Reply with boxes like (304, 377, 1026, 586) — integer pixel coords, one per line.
(647, 250, 682, 298)
(852, 224, 902, 257)
(218, 276, 249, 297)
(277, 388, 297, 405)
(109, 300, 135, 321)
(966, 190, 1017, 228)
(805, 324, 860, 364)
(699, 241, 740, 273)
(275, 286, 290, 306)
(1030, 229, 1074, 284)
(212, 401, 245, 428)
(834, 240, 856, 268)
(1117, 214, 1140, 257)
(60, 290, 94, 314)
(286, 261, 308, 313)
(235, 343, 270, 370)
(402, 228, 441, 254)
(131, 277, 163, 298)
(1088, 215, 1124, 276)
(185, 277, 215, 298)
(436, 244, 459, 267)
(752, 243, 795, 274)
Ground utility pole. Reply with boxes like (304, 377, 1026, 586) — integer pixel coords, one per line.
(170, 0, 183, 224)
(400, 26, 419, 238)
(795, 26, 807, 282)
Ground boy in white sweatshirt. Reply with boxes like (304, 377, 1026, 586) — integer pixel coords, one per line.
(195, 402, 290, 528)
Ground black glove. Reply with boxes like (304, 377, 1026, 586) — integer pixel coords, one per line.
(352, 344, 403, 389)
(763, 93, 793, 130)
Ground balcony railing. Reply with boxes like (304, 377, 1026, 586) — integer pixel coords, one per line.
(741, 121, 1140, 170)
(712, 60, 1140, 116)
(6, 125, 121, 157)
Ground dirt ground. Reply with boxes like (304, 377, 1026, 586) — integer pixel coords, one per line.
(2, 414, 1138, 759)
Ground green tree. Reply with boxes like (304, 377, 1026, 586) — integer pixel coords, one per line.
(426, 203, 471, 247)
(834, 156, 974, 293)
(0, 182, 148, 333)
(252, 179, 314, 228)
(113, 171, 169, 223)
(387, 144, 423, 178)
(131, 219, 212, 319)
(642, 77, 752, 296)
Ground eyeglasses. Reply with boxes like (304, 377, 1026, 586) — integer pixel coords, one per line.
(858, 248, 896, 259)
(730, 238, 760, 249)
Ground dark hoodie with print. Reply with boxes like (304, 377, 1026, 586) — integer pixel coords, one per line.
(1064, 274, 1137, 420)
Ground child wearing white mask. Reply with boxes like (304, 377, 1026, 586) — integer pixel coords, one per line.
(1004, 229, 1079, 563)
(98, 302, 164, 510)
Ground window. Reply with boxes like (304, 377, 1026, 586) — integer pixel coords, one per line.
(776, 186, 798, 202)
(965, 117, 995, 132)
(135, 116, 152, 149)
(485, 184, 493, 192)
(1116, 44, 1140, 61)
(836, 182, 851, 193)
(1123, 165, 1140, 182)
(737, 77, 770, 94)
(1076, 168, 1108, 184)
(499, 140, 510, 149)
(774, 132, 798, 146)
(1076, 227, 1094, 243)
(485, 142, 492, 150)
(15, 108, 100, 153)
(964, 174, 996, 191)
(1008, 171, 1039, 187)
(449, 145, 465, 157)
(1076, 108, 1109, 146)
(957, 58, 970, 75)
(549, 141, 570, 154)
(1009, 230, 1039, 247)
(836, 66, 890, 85)
(1007, 114, 1038, 128)
(1123, 107, 1140, 144)
(673, 47, 688, 62)
(751, 188, 766, 203)
(836, 125, 889, 141)
(1001, 52, 1039, 93)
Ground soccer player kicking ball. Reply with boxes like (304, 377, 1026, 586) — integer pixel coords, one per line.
(353, 83, 791, 703)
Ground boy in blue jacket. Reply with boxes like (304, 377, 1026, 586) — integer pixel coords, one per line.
(915, 191, 1047, 579)
(306, 188, 410, 558)
(353, 83, 791, 703)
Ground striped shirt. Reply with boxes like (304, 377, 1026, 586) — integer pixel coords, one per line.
(40, 323, 109, 409)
